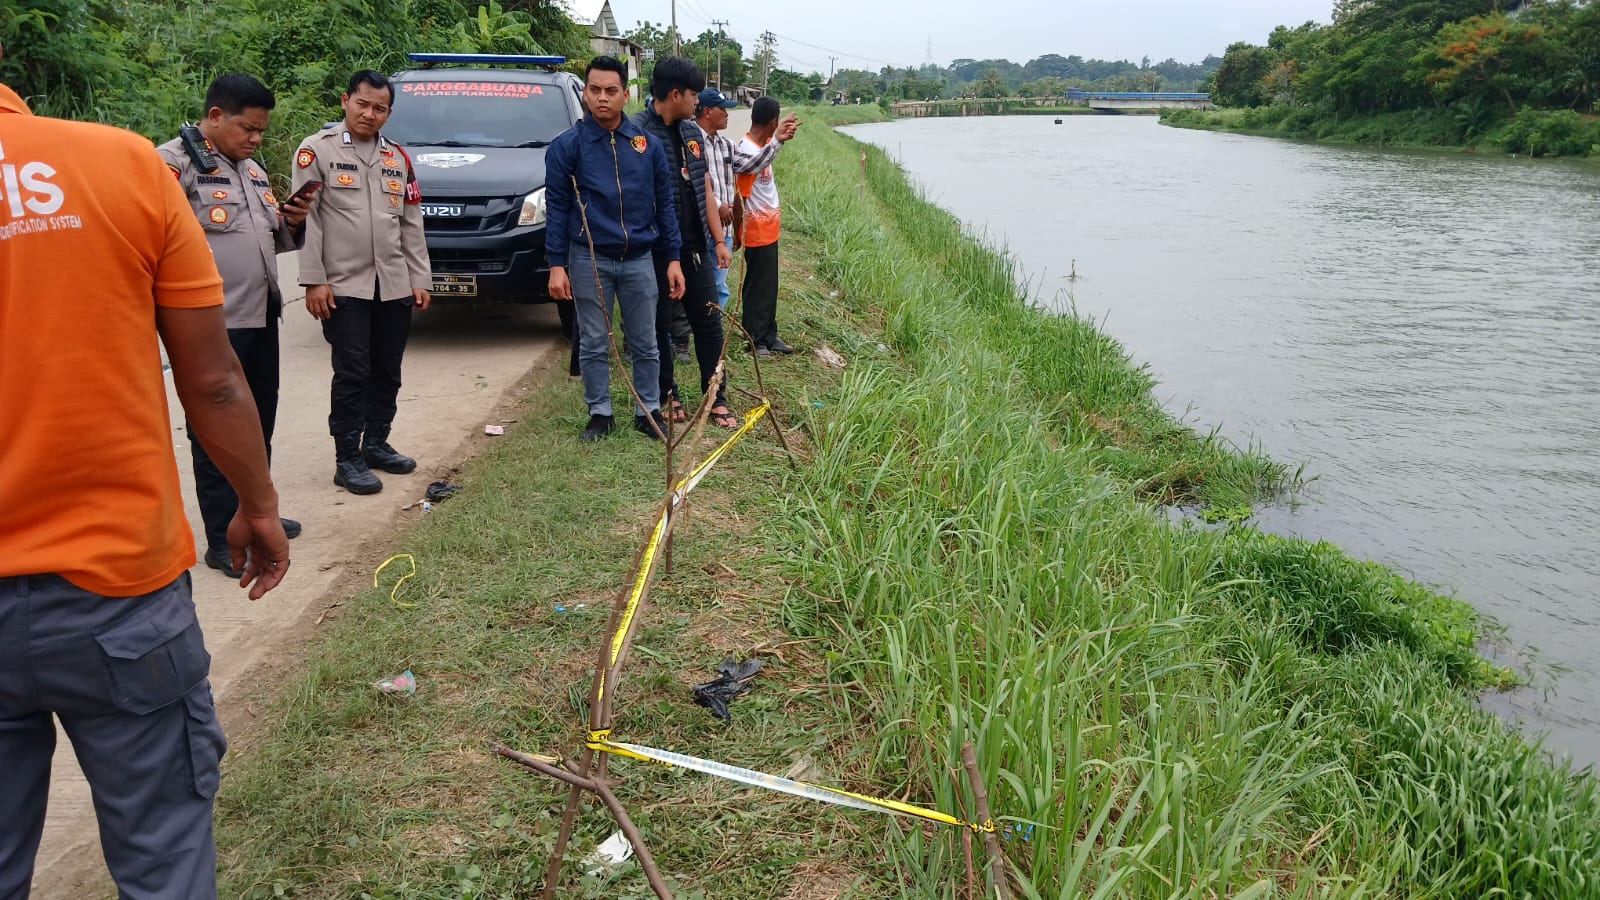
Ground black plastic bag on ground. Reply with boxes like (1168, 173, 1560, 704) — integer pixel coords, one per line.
(425, 481, 461, 503)
(693, 657, 763, 722)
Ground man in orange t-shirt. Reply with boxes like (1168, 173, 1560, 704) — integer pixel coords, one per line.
(0, 46, 289, 897)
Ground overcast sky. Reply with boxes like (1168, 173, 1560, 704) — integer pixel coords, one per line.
(614, 0, 1334, 73)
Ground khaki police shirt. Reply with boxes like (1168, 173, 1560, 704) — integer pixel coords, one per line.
(157, 138, 299, 328)
(291, 128, 430, 301)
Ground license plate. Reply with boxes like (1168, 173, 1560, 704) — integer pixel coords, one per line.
(431, 274, 477, 296)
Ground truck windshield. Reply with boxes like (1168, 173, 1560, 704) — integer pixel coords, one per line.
(386, 80, 572, 148)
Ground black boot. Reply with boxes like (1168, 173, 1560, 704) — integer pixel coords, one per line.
(634, 409, 668, 441)
(363, 422, 417, 474)
(334, 432, 383, 494)
(580, 413, 616, 443)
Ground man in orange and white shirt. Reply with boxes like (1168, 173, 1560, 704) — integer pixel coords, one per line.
(733, 96, 801, 357)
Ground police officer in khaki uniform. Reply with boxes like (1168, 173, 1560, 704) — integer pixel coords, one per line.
(293, 69, 432, 495)
(158, 73, 309, 577)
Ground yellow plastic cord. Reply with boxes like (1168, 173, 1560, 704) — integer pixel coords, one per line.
(585, 736, 994, 833)
(595, 404, 771, 708)
(374, 553, 417, 609)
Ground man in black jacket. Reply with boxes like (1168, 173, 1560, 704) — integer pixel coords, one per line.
(546, 55, 684, 441)
(632, 57, 740, 430)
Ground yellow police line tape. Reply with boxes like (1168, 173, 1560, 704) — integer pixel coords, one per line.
(597, 404, 771, 708)
(374, 553, 418, 608)
(585, 729, 996, 834)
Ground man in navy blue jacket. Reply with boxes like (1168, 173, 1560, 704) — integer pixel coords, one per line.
(632, 57, 739, 430)
(546, 55, 685, 441)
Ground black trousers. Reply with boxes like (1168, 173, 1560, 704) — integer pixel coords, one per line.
(321, 296, 413, 436)
(654, 248, 728, 410)
(557, 300, 580, 377)
(669, 301, 692, 347)
(188, 320, 279, 552)
(741, 241, 780, 348)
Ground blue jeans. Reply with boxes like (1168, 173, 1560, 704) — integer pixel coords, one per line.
(0, 572, 224, 899)
(713, 231, 734, 308)
(569, 248, 661, 417)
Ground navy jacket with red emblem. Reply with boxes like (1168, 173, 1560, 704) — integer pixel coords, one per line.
(631, 103, 716, 254)
(545, 114, 680, 268)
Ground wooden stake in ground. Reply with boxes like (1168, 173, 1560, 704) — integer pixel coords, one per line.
(961, 743, 1010, 900)
(531, 181, 682, 900)
(513, 185, 792, 899)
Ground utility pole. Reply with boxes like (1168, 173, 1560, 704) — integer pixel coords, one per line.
(671, 0, 680, 55)
(759, 30, 775, 95)
(828, 55, 837, 85)
(711, 19, 729, 89)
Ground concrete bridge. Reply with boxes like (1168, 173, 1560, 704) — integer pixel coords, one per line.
(1065, 90, 1212, 111)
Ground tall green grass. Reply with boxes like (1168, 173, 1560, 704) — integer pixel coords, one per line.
(772, 107, 1600, 897)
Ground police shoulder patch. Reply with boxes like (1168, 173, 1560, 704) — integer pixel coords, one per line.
(296, 149, 316, 169)
(167, 163, 182, 180)
(631, 135, 648, 154)
(688, 139, 701, 158)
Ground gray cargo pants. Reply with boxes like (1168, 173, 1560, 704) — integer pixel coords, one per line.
(0, 572, 225, 899)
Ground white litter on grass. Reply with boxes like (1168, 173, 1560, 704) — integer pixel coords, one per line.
(813, 345, 848, 369)
(484, 424, 505, 436)
(582, 830, 635, 875)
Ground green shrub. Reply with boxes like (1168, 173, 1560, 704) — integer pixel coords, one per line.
(1497, 108, 1600, 157)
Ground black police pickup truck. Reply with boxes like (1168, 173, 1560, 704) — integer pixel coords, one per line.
(383, 54, 584, 304)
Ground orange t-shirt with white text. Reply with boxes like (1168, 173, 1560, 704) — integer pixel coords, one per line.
(0, 84, 223, 597)
(735, 133, 781, 248)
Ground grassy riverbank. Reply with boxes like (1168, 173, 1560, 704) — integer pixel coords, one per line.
(1163, 105, 1600, 158)
(212, 105, 1599, 898)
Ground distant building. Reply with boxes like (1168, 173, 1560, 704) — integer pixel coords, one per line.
(565, 0, 645, 99)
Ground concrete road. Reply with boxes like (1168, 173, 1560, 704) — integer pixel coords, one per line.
(30, 250, 564, 896)
(30, 107, 762, 894)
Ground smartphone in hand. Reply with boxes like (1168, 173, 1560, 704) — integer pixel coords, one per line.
(281, 180, 323, 212)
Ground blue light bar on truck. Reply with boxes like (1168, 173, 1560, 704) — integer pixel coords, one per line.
(407, 53, 567, 68)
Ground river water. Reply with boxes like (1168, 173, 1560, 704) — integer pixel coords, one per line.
(842, 115, 1600, 769)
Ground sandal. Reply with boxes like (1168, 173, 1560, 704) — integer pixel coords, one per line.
(665, 397, 688, 423)
(710, 406, 741, 429)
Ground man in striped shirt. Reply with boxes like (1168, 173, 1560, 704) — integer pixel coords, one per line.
(694, 88, 740, 308)
(733, 96, 801, 356)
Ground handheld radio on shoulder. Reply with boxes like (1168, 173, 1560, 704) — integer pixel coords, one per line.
(179, 123, 220, 173)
